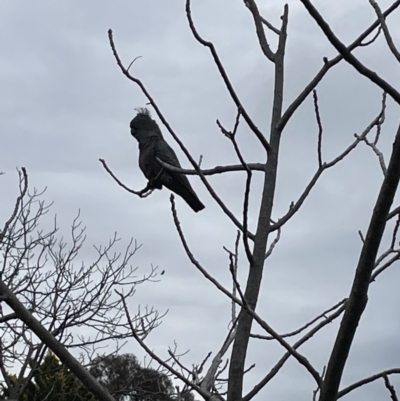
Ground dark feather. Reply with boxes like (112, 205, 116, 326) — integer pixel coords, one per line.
(130, 109, 205, 212)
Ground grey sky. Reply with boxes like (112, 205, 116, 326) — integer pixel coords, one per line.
(2, 1, 400, 400)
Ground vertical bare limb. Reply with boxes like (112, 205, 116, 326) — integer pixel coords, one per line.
(217, 110, 253, 264)
(383, 374, 399, 401)
(0, 168, 28, 246)
(223, 231, 241, 322)
(390, 215, 400, 249)
(318, 121, 400, 401)
(373, 92, 387, 145)
(313, 90, 323, 168)
(227, 6, 289, 401)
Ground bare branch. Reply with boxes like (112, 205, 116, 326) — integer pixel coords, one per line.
(228, 7, 288, 400)
(117, 291, 217, 401)
(108, 29, 256, 241)
(374, 92, 387, 145)
(279, 1, 400, 133)
(0, 278, 117, 401)
(338, 368, 400, 398)
(392, 216, 400, 251)
(0, 168, 28, 246)
(388, 205, 400, 221)
(360, 25, 382, 46)
(244, 0, 276, 61)
(243, 303, 346, 401)
(369, 0, 400, 62)
(356, 135, 387, 175)
(223, 231, 241, 322)
(201, 319, 237, 393)
(371, 251, 400, 281)
(313, 89, 324, 167)
(272, 98, 386, 231)
(317, 114, 400, 400)
(171, 195, 320, 386)
(185, 0, 270, 153)
(156, 159, 265, 175)
(217, 110, 254, 264)
(0, 312, 18, 323)
(99, 158, 154, 197)
(244, 0, 280, 35)
(300, 0, 400, 105)
(251, 298, 346, 340)
(383, 374, 399, 401)
(171, 195, 241, 304)
(265, 226, 281, 258)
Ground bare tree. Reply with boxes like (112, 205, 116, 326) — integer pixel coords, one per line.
(98, 1, 400, 401)
(0, 169, 163, 401)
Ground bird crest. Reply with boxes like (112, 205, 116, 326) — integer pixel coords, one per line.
(134, 107, 151, 118)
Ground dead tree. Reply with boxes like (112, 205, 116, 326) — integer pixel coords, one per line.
(0, 169, 163, 401)
(102, 1, 400, 401)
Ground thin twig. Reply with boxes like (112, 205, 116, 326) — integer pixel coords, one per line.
(390, 214, 400, 249)
(99, 158, 154, 197)
(0, 168, 28, 245)
(251, 298, 347, 340)
(374, 92, 387, 145)
(223, 231, 241, 322)
(338, 369, 400, 398)
(371, 251, 400, 281)
(369, 0, 400, 62)
(127, 56, 142, 72)
(383, 374, 399, 401)
(388, 206, 400, 221)
(217, 110, 254, 264)
(244, 0, 280, 35)
(360, 25, 382, 46)
(265, 226, 281, 258)
(313, 89, 323, 167)
(356, 135, 387, 175)
(185, 0, 270, 152)
(201, 320, 237, 392)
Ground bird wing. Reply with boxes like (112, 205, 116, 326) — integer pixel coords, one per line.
(153, 139, 205, 212)
(154, 140, 193, 189)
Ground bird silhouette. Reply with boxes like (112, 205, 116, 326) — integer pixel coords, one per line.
(130, 108, 205, 212)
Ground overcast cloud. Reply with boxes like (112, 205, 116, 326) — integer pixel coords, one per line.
(1, 1, 400, 400)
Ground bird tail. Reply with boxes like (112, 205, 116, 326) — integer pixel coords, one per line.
(178, 185, 205, 212)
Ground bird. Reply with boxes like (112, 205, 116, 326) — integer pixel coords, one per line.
(130, 108, 205, 212)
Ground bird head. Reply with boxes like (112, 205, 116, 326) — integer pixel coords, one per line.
(130, 108, 163, 142)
